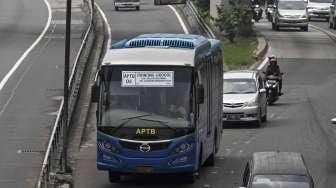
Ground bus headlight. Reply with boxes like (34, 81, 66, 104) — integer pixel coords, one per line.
(98, 141, 120, 153)
(171, 142, 193, 155)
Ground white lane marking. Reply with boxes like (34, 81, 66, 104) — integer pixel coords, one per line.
(96, 3, 112, 49)
(0, 0, 52, 91)
(168, 5, 189, 34)
(0, 19, 57, 118)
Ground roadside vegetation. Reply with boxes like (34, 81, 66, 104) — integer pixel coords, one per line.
(193, 0, 258, 69)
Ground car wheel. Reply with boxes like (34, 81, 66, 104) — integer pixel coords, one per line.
(136, 6, 140, 11)
(275, 25, 280, 31)
(108, 171, 121, 183)
(330, 21, 333, 29)
(302, 26, 308, 32)
(326, 17, 330, 22)
(115, 7, 119, 11)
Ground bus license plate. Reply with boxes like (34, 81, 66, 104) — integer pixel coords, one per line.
(136, 166, 154, 173)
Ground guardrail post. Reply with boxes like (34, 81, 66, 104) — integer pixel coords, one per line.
(62, 0, 72, 173)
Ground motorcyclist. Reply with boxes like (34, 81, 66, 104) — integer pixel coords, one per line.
(265, 55, 283, 95)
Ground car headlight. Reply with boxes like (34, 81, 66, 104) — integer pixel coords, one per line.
(171, 142, 193, 155)
(98, 141, 119, 153)
(245, 100, 257, 107)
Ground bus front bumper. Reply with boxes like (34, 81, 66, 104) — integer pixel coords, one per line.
(97, 152, 196, 174)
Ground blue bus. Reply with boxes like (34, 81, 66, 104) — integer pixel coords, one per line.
(91, 33, 223, 183)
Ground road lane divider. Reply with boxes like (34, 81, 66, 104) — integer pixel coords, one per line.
(168, 5, 189, 34)
(96, 3, 112, 49)
(37, 0, 94, 187)
(0, 0, 52, 91)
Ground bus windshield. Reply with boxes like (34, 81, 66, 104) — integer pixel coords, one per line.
(99, 65, 193, 128)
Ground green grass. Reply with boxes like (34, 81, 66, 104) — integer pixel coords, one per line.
(221, 36, 258, 70)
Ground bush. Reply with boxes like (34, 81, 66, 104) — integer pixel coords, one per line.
(215, 0, 254, 42)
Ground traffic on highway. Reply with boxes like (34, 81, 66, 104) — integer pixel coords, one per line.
(0, 0, 336, 187)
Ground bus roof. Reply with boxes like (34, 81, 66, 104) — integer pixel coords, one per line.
(101, 33, 220, 67)
(102, 47, 195, 66)
(252, 152, 309, 176)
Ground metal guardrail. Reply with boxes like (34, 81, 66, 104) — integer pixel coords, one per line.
(186, 1, 216, 38)
(36, 0, 94, 187)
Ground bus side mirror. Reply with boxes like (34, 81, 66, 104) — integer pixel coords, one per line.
(91, 83, 100, 103)
(197, 85, 204, 104)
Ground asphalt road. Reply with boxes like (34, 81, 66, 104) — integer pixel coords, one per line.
(0, 0, 87, 187)
(73, 14, 336, 188)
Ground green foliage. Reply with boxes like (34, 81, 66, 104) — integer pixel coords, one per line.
(194, 0, 210, 12)
(215, 0, 254, 42)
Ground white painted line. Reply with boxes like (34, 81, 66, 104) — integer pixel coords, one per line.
(168, 5, 189, 34)
(96, 3, 112, 48)
(0, 0, 52, 91)
(257, 57, 269, 70)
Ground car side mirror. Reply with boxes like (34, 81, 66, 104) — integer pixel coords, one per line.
(197, 85, 204, 104)
(331, 4, 335, 9)
(91, 83, 100, 103)
(260, 88, 266, 93)
(332, 117, 336, 124)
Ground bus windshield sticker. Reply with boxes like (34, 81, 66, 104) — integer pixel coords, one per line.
(121, 71, 174, 87)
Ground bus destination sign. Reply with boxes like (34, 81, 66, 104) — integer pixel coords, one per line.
(121, 71, 174, 87)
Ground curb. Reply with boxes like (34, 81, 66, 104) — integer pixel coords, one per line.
(310, 24, 336, 43)
(250, 35, 269, 70)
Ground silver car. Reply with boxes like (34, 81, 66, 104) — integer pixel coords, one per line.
(222, 71, 267, 127)
(272, 0, 309, 31)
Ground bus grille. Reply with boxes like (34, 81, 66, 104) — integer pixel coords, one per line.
(119, 140, 171, 151)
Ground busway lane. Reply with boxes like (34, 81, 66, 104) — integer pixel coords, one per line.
(0, 0, 88, 187)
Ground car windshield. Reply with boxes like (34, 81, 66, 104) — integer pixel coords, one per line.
(278, 1, 307, 10)
(223, 79, 257, 94)
(309, 0, 331, 3)
(99, 65, 193, 127)
(251, 175, 311, 188)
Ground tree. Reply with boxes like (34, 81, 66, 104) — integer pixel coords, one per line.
(215, 0, 254, 42)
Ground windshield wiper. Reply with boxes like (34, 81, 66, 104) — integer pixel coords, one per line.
(241, 91, 256, 94)
(137, 117, 178, 132)
(223, 91, 239, 94)
(110, 114, 151, 133)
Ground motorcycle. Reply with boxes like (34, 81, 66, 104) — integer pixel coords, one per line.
(253, 4, 263, 22)
(264, 74, 282, 105)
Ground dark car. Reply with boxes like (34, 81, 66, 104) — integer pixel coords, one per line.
(240, 152, 314, 188)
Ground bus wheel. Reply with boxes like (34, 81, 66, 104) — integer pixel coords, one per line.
(108, 171, 121, 183)
(184, 172, 197, 184)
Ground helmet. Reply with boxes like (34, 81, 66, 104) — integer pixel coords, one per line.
(268, 55, 277, 65)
